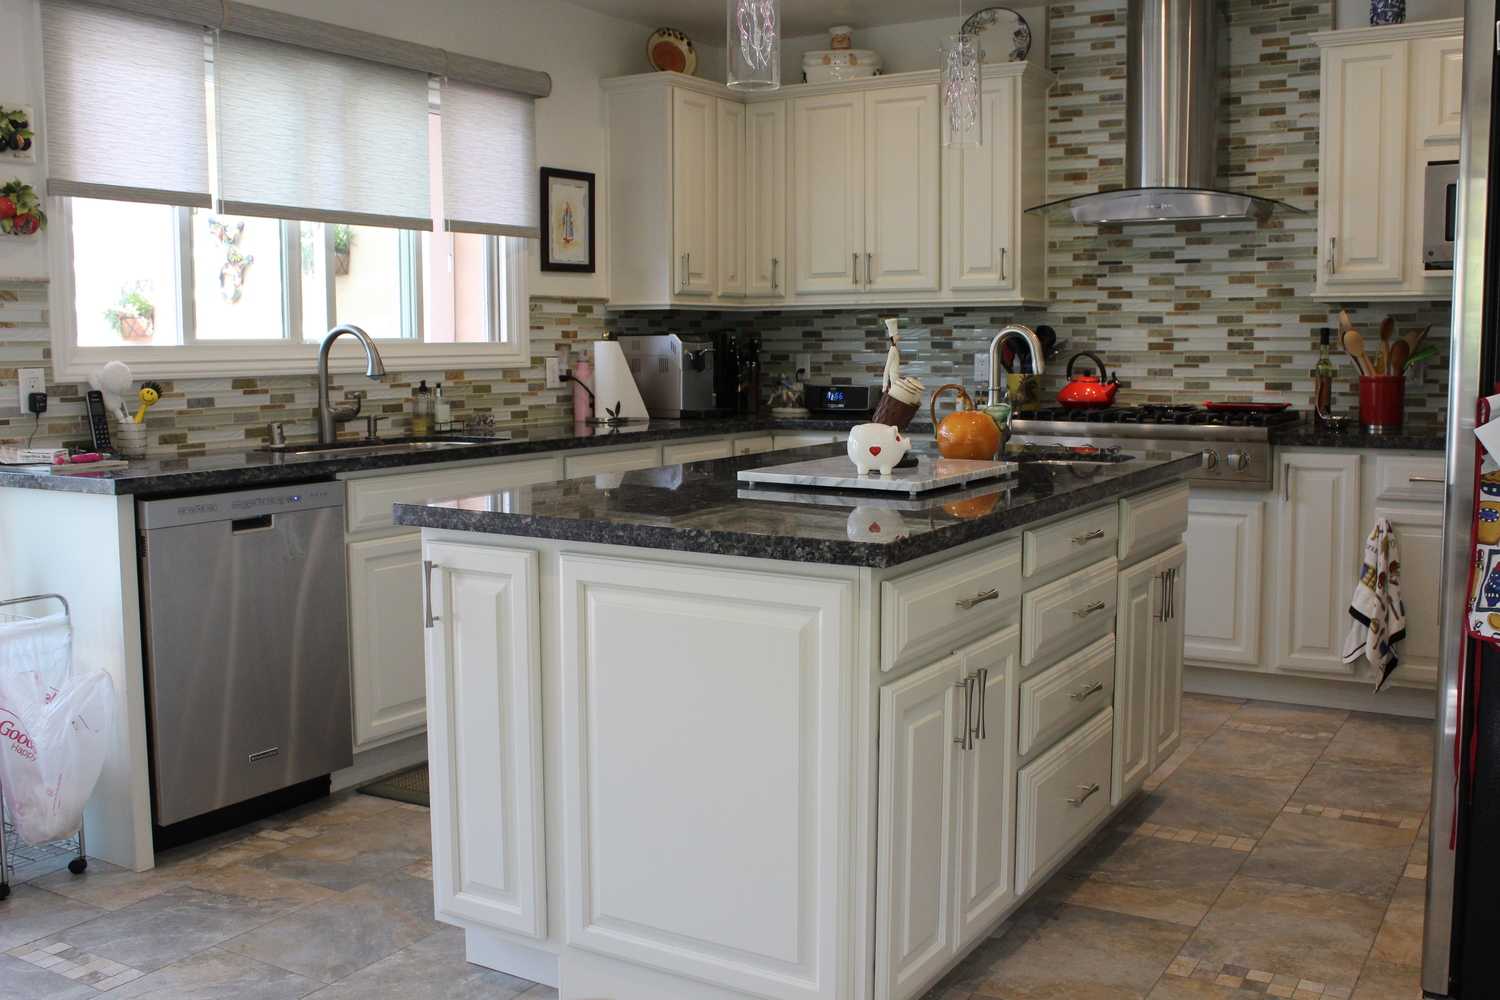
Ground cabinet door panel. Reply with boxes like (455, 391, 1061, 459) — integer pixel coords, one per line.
(425, 542, 545, 939)
(348, 534, 426, 750)
(1183, 496, 1264, 667)
(1374, 504, 1442, 688)
(955, 627, 1018, 948)
(864, 84, 941, 291)
(1320, 42, 1407, 286)
(1152, 545, 1186, 767)
(1275, 453, 1361, 674)
(717, 98, 747, 297)
(945, 78, 1017, 292)
(672, 88, 716, 295)
(876, 656, 962, 1000)
(793, 92, 864, 293)
(1412, 35, 1463, 145)
(746, 101, 788, 298)
(1113, 559, 1156, 805)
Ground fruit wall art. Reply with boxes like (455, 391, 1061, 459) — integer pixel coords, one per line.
(0, 179, 45, 237)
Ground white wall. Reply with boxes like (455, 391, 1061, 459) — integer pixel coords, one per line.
(1335, 0, 1462, 28)
(780, 7, 1049, 79)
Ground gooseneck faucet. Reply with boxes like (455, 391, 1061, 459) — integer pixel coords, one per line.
(987, 324, 1046, 407)
(317, 324, 387, 444)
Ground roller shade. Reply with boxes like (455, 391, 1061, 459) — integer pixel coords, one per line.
(41, 1, 212, 206)
(214, 32, 431, 229)
(440, 79, 538, 238)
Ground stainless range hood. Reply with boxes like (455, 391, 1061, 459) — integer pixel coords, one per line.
(1027, 0, 1302, 225)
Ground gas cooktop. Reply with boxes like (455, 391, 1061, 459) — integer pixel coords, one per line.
(1020, 404, 1301, 429)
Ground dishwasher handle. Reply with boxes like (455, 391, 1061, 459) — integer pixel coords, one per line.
(231, 514, 275, 533)
(423, 560, 440, 629)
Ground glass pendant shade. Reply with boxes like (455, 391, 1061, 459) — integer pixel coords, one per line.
(941, 33, 983, 148)
(728, 0, 780, 91)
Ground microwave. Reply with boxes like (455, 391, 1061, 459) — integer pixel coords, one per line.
(1424, 159, 1459, 271)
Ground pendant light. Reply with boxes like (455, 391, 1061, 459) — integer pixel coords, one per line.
(728, 0, 780, 91)
(941, 1, 983, 147)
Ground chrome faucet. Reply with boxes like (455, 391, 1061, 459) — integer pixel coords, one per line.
(316, 324, 387, 444)
(987, 324, 1046, 408)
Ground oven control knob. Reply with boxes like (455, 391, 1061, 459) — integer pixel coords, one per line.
(1200, 449, 1219, 471)
(1226, 450, 1251, 472)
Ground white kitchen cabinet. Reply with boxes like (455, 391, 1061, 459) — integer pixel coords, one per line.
(348, 534, 426, 751)
(717, 98, 747, 298)
(1375, 503, 1443, 688)
(793, 90, 866, 294)
(875, 626, 1017, 1000)
(1151, 545, 1186, 765)
(1412, 34, 1464, 145)
(863, 84, 941, 292)
(662, 437, 733, 464)
(745, 100, 787, 298)
(1015, 708, 1113, 896)
(1275, 452, 1362, 676)
(562, 445, 662, 478)
(672, 88, 717, 296)
(1112, 544, 1185, 804)
(1183, 495, 1265, 667)
(772, 431, 842, 450)
(424, 541, 546, 940)
(734, 433, 775, 455)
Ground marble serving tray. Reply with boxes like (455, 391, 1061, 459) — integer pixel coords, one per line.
(738, 455, 1017, 496)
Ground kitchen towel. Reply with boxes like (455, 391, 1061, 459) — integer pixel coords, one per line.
(1343, 517, 1407, 691)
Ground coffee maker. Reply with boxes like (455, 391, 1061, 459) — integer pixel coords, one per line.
(621, 333, 727, 418)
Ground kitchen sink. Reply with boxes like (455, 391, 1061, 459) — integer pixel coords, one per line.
(260, 434, 509, 458)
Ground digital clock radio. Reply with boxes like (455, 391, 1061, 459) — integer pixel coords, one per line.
(804, 384, 880, 416)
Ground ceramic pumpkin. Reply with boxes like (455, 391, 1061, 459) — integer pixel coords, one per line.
(930, 383, 1001, 461)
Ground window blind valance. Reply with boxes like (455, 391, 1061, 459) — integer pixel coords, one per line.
(41, 1, 212, 206)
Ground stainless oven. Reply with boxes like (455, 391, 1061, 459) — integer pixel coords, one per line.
(1424, 159, 1459, 270)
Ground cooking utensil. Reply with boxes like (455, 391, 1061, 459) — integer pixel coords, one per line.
(1377, 316, 1395, 374)
(1341, 327, 1375, 377)
(930, 383, 1002, 460)
(1202, 401, 1294, 413)
(1056, 351, 1119, 408)
(1388, 339, 1411, 375)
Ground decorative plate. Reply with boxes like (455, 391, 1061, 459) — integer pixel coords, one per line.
(647, 27, 697, 75)
(960, 6, 1032, 62)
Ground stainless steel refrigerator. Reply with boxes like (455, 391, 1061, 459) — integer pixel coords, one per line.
(1427, 1, 1500, 994)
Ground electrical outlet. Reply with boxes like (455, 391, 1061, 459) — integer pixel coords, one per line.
(973, 352, 990, 385)
(545, 357, 563, 389)
(795, 353, 812, 376)
(16, 368, 44, 412)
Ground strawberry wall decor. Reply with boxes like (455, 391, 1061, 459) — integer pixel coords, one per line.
(0, 179, 44, 236)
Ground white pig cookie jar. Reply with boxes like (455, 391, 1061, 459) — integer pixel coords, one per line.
(846, 422, 911, 476)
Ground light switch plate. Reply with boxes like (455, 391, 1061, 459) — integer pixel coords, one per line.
(545, 357, 563, 389)
(973, 352, 990, 385)
(17, 368, 44, 411)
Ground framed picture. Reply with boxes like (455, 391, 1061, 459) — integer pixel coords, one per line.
(540, 167, 595, 273)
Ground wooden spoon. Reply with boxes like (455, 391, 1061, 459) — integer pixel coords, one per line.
(1342, 327, 1375, 377)
(1388, 339, 1411, 375)
(1377, 317, 1395, 375)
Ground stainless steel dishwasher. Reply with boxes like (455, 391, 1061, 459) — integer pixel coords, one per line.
(138, 482, 352, 827)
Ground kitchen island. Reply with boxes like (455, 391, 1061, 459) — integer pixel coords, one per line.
(394, 442, 1202, 1000)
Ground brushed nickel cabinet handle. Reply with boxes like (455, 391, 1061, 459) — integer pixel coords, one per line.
(680, 252, 689, 288)
(1067, 782, 1101, 806)
(771, 256, 780, 291)
(955, 588, 1000, 610)
(953, 676, 974, 750)
(1408, 475, 1443, 484)
(974, 667, 988, 741)
(1000, 246, 1007, 281)
(1072, 528, 1106, 545)
(1328, 237, 1336, 275)
(1282, 462, 1291, 503)
(866, 251, 873, 287)
(852, 252, 860, 286)
(1070, 680, 1104, 701)
(1073, 600, 1107, 619)
(422, 560, 440, 629)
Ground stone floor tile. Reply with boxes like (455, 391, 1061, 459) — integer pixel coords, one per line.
(106, 946, 321, 999)
(246, 835, 427, 893)
(0, 884, 104, 952)
(220, 873, 443, 984)
(1350, 959, 1423, 1000)
(1238, 812, 1414, 898)
(1181, 694, 1244, 739)
(1322, 714, 1435, 771)
(1147, 976, 1253, 998)
(1129, 767, 1302, 841)
(0, 952, 101, 1000)
(1289, 760, 1432, 821)
(1232, 701, 1349, 736)
(1180, 727, 1325, 784)
(1179, 876, 1386, 990)
(299, 928, 533, 999)
(1367, 878, 1424, 970)
(28, 859, 183, 912)
(182, 863, 336, 908)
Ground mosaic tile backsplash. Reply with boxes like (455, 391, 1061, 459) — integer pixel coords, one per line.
(0, 0, 1454, 458)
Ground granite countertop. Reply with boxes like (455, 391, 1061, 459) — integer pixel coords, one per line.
(0, 417, 877, 498)
(393, 443, 1204, 568)
(1270, 416, 1446, 451)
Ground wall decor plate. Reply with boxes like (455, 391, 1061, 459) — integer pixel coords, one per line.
(960, 6, 1032, 62)
(647, 27, 697, 75)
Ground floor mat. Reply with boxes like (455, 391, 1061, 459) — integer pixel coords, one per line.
(357, 763, 430, 807)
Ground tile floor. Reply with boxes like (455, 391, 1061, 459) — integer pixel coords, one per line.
(0, 695, 1431, 999)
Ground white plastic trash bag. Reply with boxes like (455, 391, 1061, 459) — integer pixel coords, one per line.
(0, 613, 115, 845)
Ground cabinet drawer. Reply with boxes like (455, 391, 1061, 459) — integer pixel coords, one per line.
(1020, 560, 1118, 667)
(733, 434, 775, 455)
(563, 446, 663, 479)
(1016, 707, 1113, 894)
(1118, 483, 1189, 565)
(881, 539, 1022, 671)
(1018, 635, 1115, 759)
(662, 438, 733, 464)
(1023, 506, 1119, 579)
(1373, 454, 1445, 504)
(772, 431, 841, 451)
(346, 457, 562, 535)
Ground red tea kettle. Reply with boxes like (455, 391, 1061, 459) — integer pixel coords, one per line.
(1057, 351, 1119, 408)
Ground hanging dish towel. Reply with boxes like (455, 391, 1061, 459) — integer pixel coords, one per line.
(1342, 517, 1407, 691)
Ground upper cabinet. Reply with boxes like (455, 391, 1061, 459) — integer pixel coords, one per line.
(1313, 20, 1463, 301)
(604, 65, 1050, 310)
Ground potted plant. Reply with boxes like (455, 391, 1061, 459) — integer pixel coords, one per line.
(105, 284, 156, 342)
(333, 224, 353, 274)
(0, 179, 45, 236)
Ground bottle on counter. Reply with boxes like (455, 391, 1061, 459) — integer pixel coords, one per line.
(433, 382, 451, 427)
(1311, 328, 1336, 426)
(412, 379, 433, 435)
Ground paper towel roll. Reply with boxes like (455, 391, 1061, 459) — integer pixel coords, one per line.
(592, 339, 649, 422)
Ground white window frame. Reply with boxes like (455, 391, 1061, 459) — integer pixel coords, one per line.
(47, 198, 531, 380)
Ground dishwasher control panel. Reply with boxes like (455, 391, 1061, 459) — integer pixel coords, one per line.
(139, 482, 345, 530)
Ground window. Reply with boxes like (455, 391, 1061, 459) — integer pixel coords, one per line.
(51, 200, 529, 378)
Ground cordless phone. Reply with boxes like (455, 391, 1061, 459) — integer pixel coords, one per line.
(84, 390, 114, 454)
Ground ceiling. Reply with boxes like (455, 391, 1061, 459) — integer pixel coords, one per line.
(565, 0, 976, 40)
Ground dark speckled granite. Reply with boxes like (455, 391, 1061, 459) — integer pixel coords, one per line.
(0, 417, 882, 498)
(1271, 416, 1446, 451)
(393, 444, 1203, 568)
